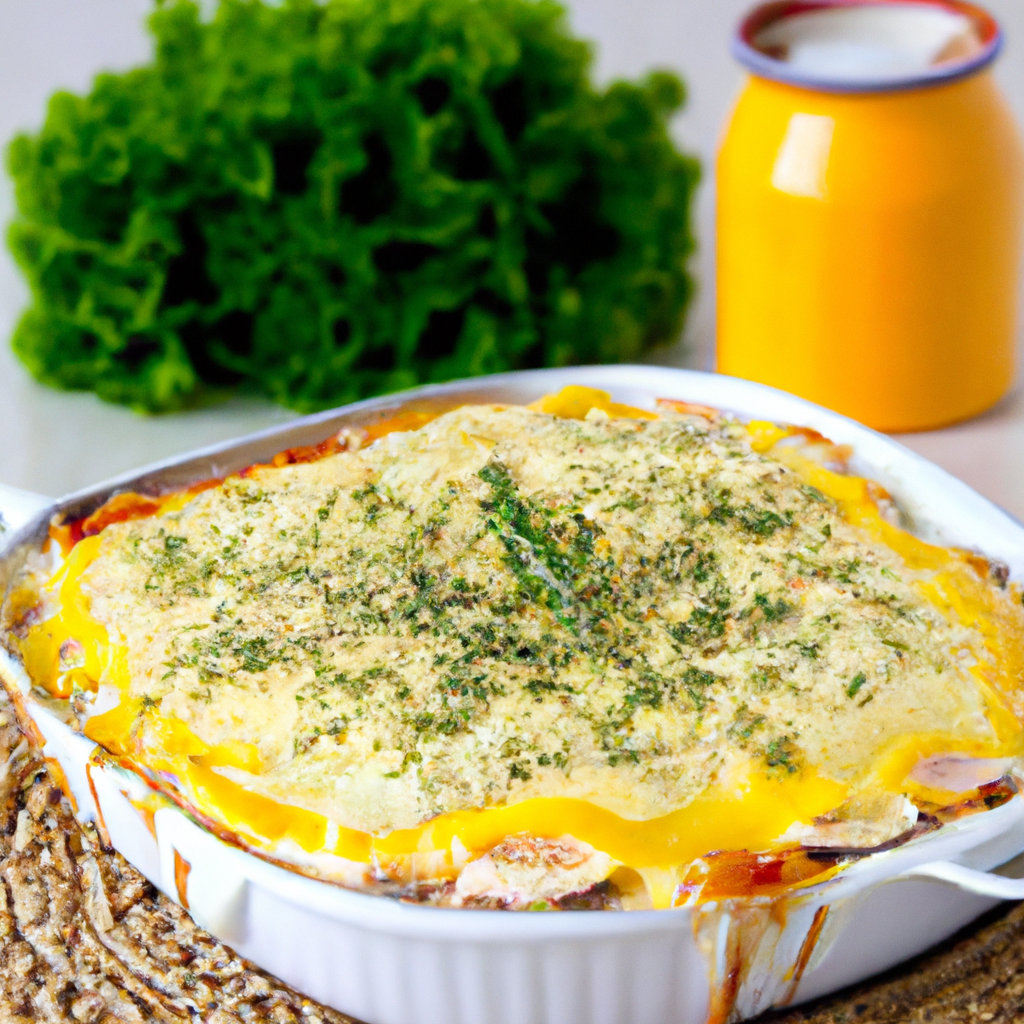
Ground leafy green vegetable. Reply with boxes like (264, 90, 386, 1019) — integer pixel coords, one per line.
(7, 0, 698, 413)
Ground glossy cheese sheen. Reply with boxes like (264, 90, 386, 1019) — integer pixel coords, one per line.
(86, 681, 846, 870)
(15, 392, 1024, 905)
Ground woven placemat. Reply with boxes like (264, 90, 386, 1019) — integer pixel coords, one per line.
(1, 683, 1021, 1024)
(0, 693, 356, 1023)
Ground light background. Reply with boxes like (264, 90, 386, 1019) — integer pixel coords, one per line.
(0, 0, 1021, 506)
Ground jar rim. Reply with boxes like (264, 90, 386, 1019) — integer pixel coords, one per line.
(732, 0, 1002, 94)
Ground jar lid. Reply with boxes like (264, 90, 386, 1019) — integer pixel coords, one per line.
(733, 0, 1002, 93)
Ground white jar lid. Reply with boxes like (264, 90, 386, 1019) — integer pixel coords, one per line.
(733, 0, 1002, 93)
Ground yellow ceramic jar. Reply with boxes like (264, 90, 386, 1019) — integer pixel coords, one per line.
(717, 0, 1024, 432)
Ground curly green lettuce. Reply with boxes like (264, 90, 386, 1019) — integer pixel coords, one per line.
(7, 0, 698, 413)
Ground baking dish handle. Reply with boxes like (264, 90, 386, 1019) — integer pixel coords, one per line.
(0, 483, 51, 539)
(897, 861, 1024, 900)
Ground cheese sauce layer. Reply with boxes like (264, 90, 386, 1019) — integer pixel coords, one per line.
(10, 395, 1024, 909)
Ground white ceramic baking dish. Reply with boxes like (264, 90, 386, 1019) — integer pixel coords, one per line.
(4, 365, 1024, 1024)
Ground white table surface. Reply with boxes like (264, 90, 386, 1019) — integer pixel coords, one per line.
(4, 334, 1023, 522)
(896, 388, 1024, 525)
(0, 0, 1021, 525)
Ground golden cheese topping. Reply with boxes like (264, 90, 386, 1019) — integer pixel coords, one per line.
(10, 389, 1024, 909)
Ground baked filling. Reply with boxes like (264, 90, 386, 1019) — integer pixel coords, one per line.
(5, 387, 1024, 909)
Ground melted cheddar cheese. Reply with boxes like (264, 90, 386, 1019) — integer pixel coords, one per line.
(8, 388, 1024, 909)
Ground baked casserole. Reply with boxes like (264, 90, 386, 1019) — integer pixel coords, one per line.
(4, 386, 1023, 912)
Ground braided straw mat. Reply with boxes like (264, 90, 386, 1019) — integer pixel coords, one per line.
(1, 683, 1022, 1024)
